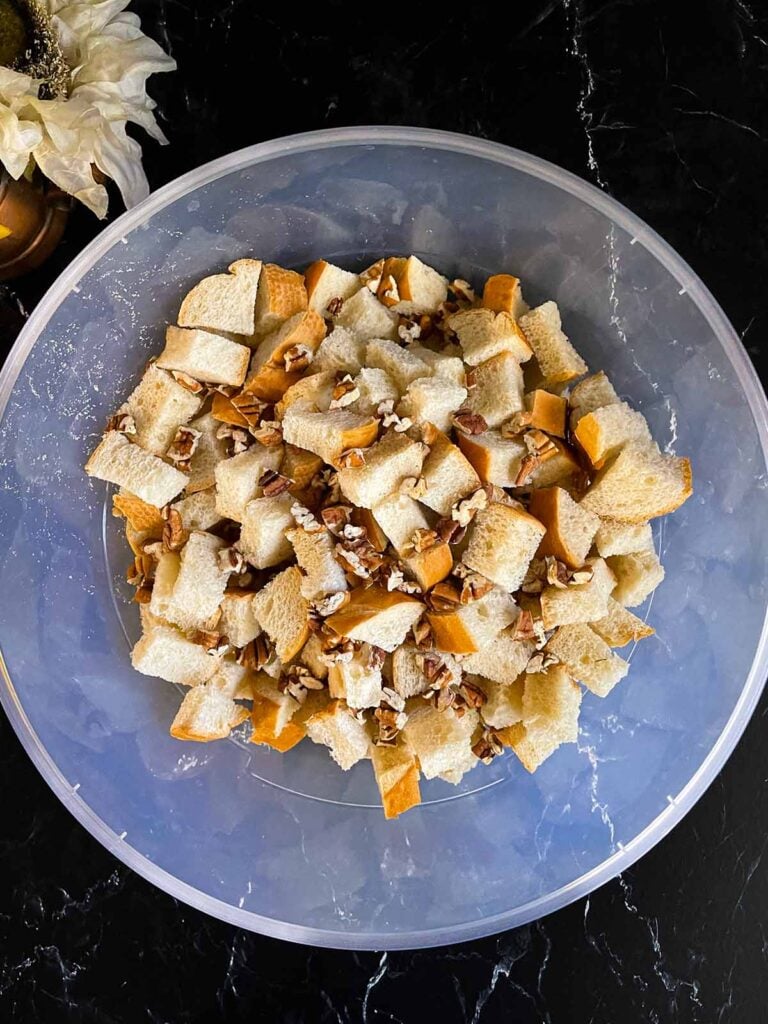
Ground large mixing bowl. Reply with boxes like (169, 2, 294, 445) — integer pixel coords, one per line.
(1, 127, 766, 950)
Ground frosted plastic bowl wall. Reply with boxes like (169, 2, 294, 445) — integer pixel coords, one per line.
(1, 127, 767, 950)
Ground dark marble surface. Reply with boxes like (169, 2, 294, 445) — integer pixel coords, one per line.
(2, 1, 768, 1020)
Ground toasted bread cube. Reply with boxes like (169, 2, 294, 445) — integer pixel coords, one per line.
(352, 367, 400, 416)
(540, 557, 616, 630)
(245, 309, 326, 400)
(568, 371, 620, 429)
(524, 390, 567, 437)
(148, 550, 182, 622)
(123, 364, 203, 456)
(239, 493, 294, 569)
(498, 721, 561, 773)
(546, 623, 629, 697)
(185, 411, 229, 494)
(522, 439, 581, 491)
(214, 445, 283, 522)
(334, 287, 398, 341)
(457, 430, 526, 487)
(594, 519, 654, 557)
(162, 531, 229, 631)
(86, 431, 188, 507)
(403, 704, 479, 780)
(371, 741, 422, 819)
(518, 302, 587, 385)
(528, 486, 600, 569)
(310, 326, 367, 377)
(589, 598, 654, 647)
(428, 586, 517, 655)
(287, 526, 348, 599)
(409, 346, 466, 387)
(607, 549, 665, 607)
(350, 507, 389, 552)
(464, 352, 525, 428)
(157, 326, 251, 386)
(250, 690, 305, 752)
(461, 627, 535, 685)
(218, 589, 261, 648)
(300, 633, 329, 680)
(252, 262, 307, 337)
(574, 401, 653, 468)
(305, 700, 371, 770)
(366, 338, 433, 391)
(178, 258, 262, 335)
(326, 587, 424, 653)
(282, 405, 379, 467)
(337, 431, 426, 508)
(208, 658, 255, 700)
(419, 428, 481, 515)
(112, 490, 165, 534)
(277, 371, 336, 418)
(172, 487, 221, 531)
(377, 255, 448, 315)
(252, 674, 302, 732)
(398, 376, 467, 433)
(372, 493, 431, 555)
(131, 623, 221, 686)
(448, 308, 533, 366)
(580, 443, 693, 522)
(522, 664, 582, 741)
(279, 445, 323, 491)
(304, 259, 362, 315)
(252, 565, 310, 662)
(481, 273, 528, 318)
(402, 542, 453, 591)
(462, 503, 546, 592)
(170, 684, 249, 742)
(328, 654, 383, 709)
(391, 645, 461, 698)
(479, 676, 525, 729)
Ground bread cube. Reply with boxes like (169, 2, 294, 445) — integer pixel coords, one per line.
(524, 389, 567, 437)
(568, 370, 619, 429)
(528, 486, 600, 569)
(580, 443, 693, 522)
(131, 623, 221, 686)
(574, 401, 653, 468)
(304, 259, 362, 315)
(170, 684, 249, 742)
(540, 557, 616, 630)
(328, 655, 383, 709)
(218, 589, 261, 648)
(522, 664, 582, 742)
(311, 326, 367, 376)
(160, 530, 230, 631)
(419, 428, 480, 515)
(252, 262, 307, 337)
(185, 411, 229, 494)
(306, 700, 371, 770)
(461, 627, 535, 685)
(287, 526, 348, 599)
(353, 367, 400, 415)
(522, 439, 581, 491)
(518, 301, 587, 385)
(607, 549, 665, 607)
(123, 364, 203, 456)
(427, 585, 517, 655)
(594, 519, 654, 557)
(409, 346, 466, 387)
(214, 445, 283, 522)
(245, 309, 326, 400)
(178, 258, 262, 335)
(334, 287, 398, 340)
(250, 690, 306, 752)
(277, 371, 335, 417)
(86, 431, 188, 507)
(481, 273, 528, 318)
(377, 255, 448, 315)
(402, 542, 453, 591)
(497, 721, 561, 773)
(172, 488, 221, 531)
(448, 308, 532, 366)
(370, 741, 422, 819)
(546, 623, 629, 697)
(337, 432, 426, 509)
(280, 445, 324, 489)
(282, 405, 379, 466)
(479, 676, 525, 729)
(366, 338, 433, 391)
(403, 705, 479, 780)
(252, 565, 310, 662)
(157, 326, 251, 386)
(239, 493, 294, 568)
(391, 645, 461, 698)
(462, 503, 546, 592)
(465, 352, 524, 428)
(112, 490, 165, 534)
(326, 587, 424, 653)
(589, 598, 654, 647)
(299, 633, 329, 680)
(457, 430, 526, 487)
(372, 493, 431, 555)
(148, 550, 182, 622)
(398, 376, 467, 433)
(208, 659, 255, 700)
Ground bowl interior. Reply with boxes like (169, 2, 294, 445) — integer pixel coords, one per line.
(1, 131, 766, 948)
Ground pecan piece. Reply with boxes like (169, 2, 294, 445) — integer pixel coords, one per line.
(106, 411, 136, 435)
(283, 344, 313, 373)
(452, 409, 488, 436)
(425, 580, 461, 612)
(472, 729, 504, 764)
(259, 469, 293, 497)
(337, 448, 366, 469)
(162, 506, 187, 552)
(326, 296, 344, 316)
(458, 678, 487, 708)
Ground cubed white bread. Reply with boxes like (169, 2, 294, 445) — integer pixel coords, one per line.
(462, 503, 546, 592)
(131, 623, 221, 686)
(370, 741, 422, 819)
(334, 287, 398, 340)
(497, 721, 561, 773)
(594, 519, 654, 557)
(372, 493, 431, 556)
(326, 587, 424, 653)
(251, 674, 302, 734)
(304, 259, 362, 314)
(481, 273, 528, 318)
(139, 604, 163, 633)
(252, 262, 307, 337)
(172, 488, 221, 531)
(409, 346, 466, 387)
(573, 401, 653, 468)
(239, 493, 294, 568)
(249, 684, 306, 752)
(185, 411, 229, 493)
(448, 308, 533, 366)
(528, 486, 600, 569)
(568, 371, 620, 429)
(161, 530, 229, 631)
(381, 255, 449, 315)
(337, 431, 426, 509)
(85, 431, 188, 507)
(148, 550, 181, 622)
(213, 445, 283, 522)
(328, 656, 384, 709)
(427, 585, 517, 655)
(123, 364, 203, 456)
(523, 439, 582, 491)
(218, 589, 261, 648)
(457, 430, 526, 487)
(245, 309, 326, 394)
(580, 443, 693, 523)
(461, 627, 535, 685)
(524, 389, 568, 437)
(287, 526, 348, 599)
(157, 326, 251, 386)
(353, 367, 400, 415)
(112, 490, 165, 534)
(251, 565, 310, 662)
(540, 557, 616, 630)
(208, 658, 255, 700)
(607, 549, 665, 607)
(403, 704, 479, 780)
(277, 372, 336, 418)
(419, 428, 481, 515)
(518, 301, 588, 385)
(282, 405, 379, 466)
(398, 376, 467, 433)
(305, 700, 371, 770)
(402, 542, 453, 592)
(589, 598, 654, 647)
(169, 684, 249, 742)
(391, 645, 461, 698)
(522, 664, 582, 742)
(178, 258, 262, 335)
(546, 623, 629, 697)
(464, 352, 525, 428)
(479, 676, 525, 729)
(280, 445, 324, 489)
(366, 338, 433, 391)
(299, 632, 329, 680)
(310, 326, 367, 376)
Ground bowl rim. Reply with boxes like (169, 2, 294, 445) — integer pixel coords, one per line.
(1, 125, 767, 950)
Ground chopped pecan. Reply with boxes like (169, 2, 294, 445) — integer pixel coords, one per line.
(250, 420, 283, 447)
(365, 644, 387, 671)
(501, 411, 533, 438)
(411, 618, 434, 650)
(170, 370, 206, 394)
(512, 609, 536, 641)
(526, 651, 559, 674)
(231, 391, 269, 426)
(330, 375, 361, 410)
(400, 476, 428, 500)
(337, 448, 366, 469)
(458, 571, 494, 604)
(335, 536, 385, 578)
(379, 562, 422, 595)
(162, 506, 188, 552)
(318, 634, 357, 665)
(283, 344, 313, 373)
(320, 504, 353, 535)
(451, 487, 488, 527)
(515, 453, 541, 487)
(397, 316, 422, 345)
(432, 686, 457, 712)
(425, 580, 461, 612)
(326, 296, 345, 316)
(378, 273, 400, 307)
(166, 425, 201, 468)
(421, 653, 455, 690)
(280, 664, 325, 704)
(237, 634, 272, 671)
(459, 678, 487, 708)
(259, 469, 293, 497)
(472, 729, 503, 764)
(218, 546, 247, 574)
(545, 556, 570, 590)
(408, 528, 440, 554)
(133, 582, 153, 605)
(106, 410, 136, 435)
(452, 409, 488, 436)
(360, 258, 385, 291)
(312, 591, 350, 617)
(381, 686, 406, 712)
(216, 422, 251, 455)
(381, 409, 413, 433)
(374, 706, 408, 745)
(521, 558, 547, 593)
(435, 517, 467, 545)
(190, 629, 230, 656)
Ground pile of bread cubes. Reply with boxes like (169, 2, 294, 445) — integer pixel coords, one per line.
(85, 254, 692, 819)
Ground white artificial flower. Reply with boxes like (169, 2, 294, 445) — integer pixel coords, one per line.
(0, 0, 175, 217)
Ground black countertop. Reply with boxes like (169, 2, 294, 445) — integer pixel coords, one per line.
(2, 2, 767, 1021)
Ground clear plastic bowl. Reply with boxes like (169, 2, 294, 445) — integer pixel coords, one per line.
(1, 127, 767, 950)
